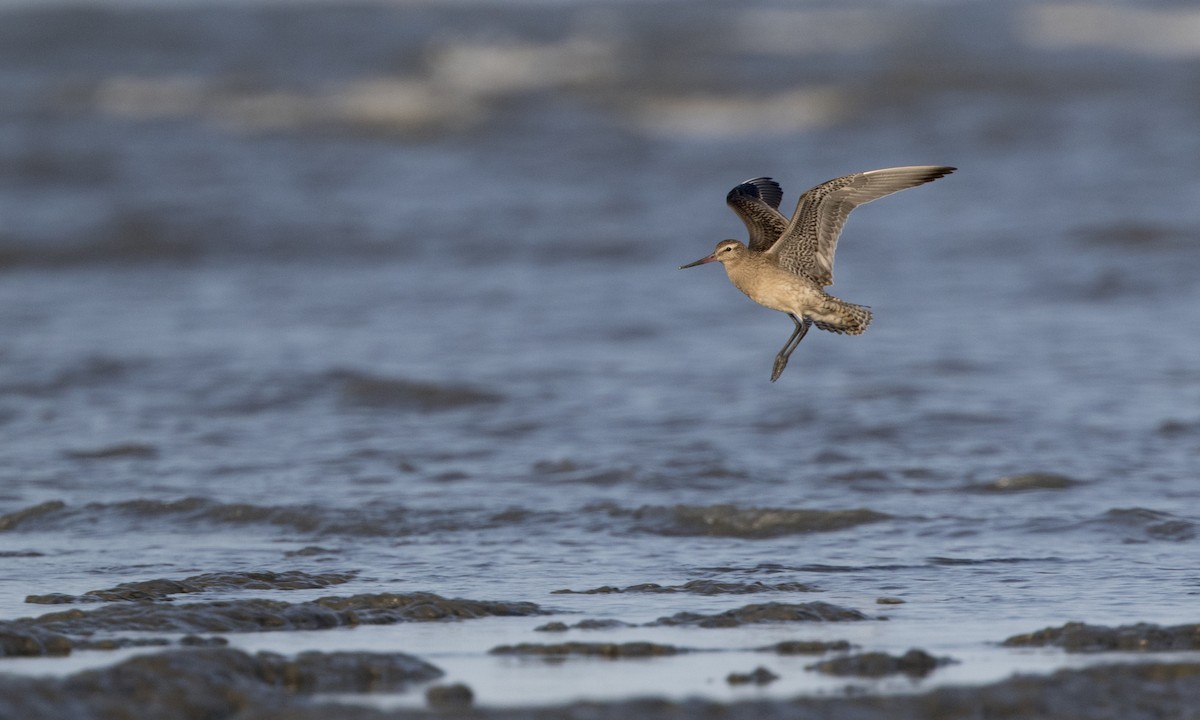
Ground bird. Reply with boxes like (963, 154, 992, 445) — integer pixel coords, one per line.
(680, 165, 955, 382)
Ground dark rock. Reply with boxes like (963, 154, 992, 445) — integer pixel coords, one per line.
(809, 649, 953, 677)
(574, 619, 635, 630)
(553, 580, 818, 595)
(726, 666, 779, 685)
(1003, 621, 1200, 652)
(24, 593, 78, 605)
(0, 647, 441, 720)
(19, 592, 545, 636)
(426, 683, 474, 709)
(534, 621, 569, 632)
(262, 650, 443, 692)
(552, 585, 622, 594)
(284, 546, 338, 557)
(27, 570, 359, 604)
(760, 639, 852, 654)
(4, 650, 1200, 719)
(490, 642, 684, 658)
(179, 635, 228, 647)
(0, 625, 73, 657)
(650, 601, 868, 628)
(73, 637, 172, 651)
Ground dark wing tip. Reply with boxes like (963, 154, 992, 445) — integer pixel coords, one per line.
(928, 166, 956, 179)
(727, 176, 784, 210)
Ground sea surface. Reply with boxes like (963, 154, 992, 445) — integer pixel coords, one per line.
(1, 0, 1199, 710)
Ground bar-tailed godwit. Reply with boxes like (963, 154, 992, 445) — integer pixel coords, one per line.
(681, 166, 955, 381)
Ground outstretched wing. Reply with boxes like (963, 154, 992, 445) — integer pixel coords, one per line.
(766, 166, 955, 286)
(726, 177, 789, 253)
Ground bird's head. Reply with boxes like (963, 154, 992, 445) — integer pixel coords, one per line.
(679, 239, 747, 269)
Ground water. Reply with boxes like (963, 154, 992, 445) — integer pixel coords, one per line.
(1, 0, 1199, 710)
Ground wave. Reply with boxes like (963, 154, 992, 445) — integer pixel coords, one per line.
(0, 356, 144, 397)
(26, 570, 358, 605)
(1020, 507, 1197, 543)
(1092, 507, 1196, 542)
(0, 497, 557, 538)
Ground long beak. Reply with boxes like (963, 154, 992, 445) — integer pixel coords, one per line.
(679, 254, 717, 269)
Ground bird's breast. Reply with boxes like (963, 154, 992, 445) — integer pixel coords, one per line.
(725, 262, 821, 315)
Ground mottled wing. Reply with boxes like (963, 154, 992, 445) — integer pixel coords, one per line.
(767, 166, 956, 286)
(726, 177, 789, 253)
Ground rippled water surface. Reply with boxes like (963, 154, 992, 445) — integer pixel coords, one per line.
(1, 0, 1199, 709)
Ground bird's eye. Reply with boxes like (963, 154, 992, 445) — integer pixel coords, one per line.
(722, 246, 732, 252)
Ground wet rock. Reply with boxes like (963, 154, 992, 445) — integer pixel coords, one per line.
(876, 597, 905, 605)
(759, 639, 852, 654)
(533, 619, 633, 632)
(426, 682, 474, 709)
(0, 621, 190, 656)
(2, 648, 1200, 720)
(19, 592, 546, 636)
(573, 618, 635, 630)
(965, 472, 1082, 493)
(624, 504, 890, 538)
(264, 650, 443, 692)
(650, 601, 868, 628)
(0, 624, 73, 657)
(0, 647, 442, 720)
(490, 641, 685, 658)
(553, 584, 623, 594)
(726, 666, 779, 685)
(552, 579, 818, 595)
(284, 546, 338, 557)
(73, 637, 171, 651)
(313, 592, 544, 622)
(26, 570, 359, 604)
(202, 663, 1200, 720)
(178, 635, 228, 647)
(809, 649, 953, 678)
(1002, 621, 1200, 652)
(24, 593, 77, 605)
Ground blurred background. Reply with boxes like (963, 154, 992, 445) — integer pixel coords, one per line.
(3, 0, 1198, 469)
(0, 0, 1198, 704)
(3, 0, 1197, 267)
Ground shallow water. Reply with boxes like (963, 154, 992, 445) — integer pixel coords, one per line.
(1, 0, 1199, 711)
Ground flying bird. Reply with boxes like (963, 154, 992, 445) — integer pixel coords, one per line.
(680, 165, 955, 381)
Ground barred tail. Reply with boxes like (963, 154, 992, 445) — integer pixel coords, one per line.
(810, 298, 872, 335)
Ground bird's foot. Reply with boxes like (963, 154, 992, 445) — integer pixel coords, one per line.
(770, 354, 789, 383)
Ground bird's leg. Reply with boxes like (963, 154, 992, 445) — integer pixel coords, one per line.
(770, 315, 811, 382)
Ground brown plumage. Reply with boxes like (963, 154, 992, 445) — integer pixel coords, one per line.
(682, 165, 955, 381)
